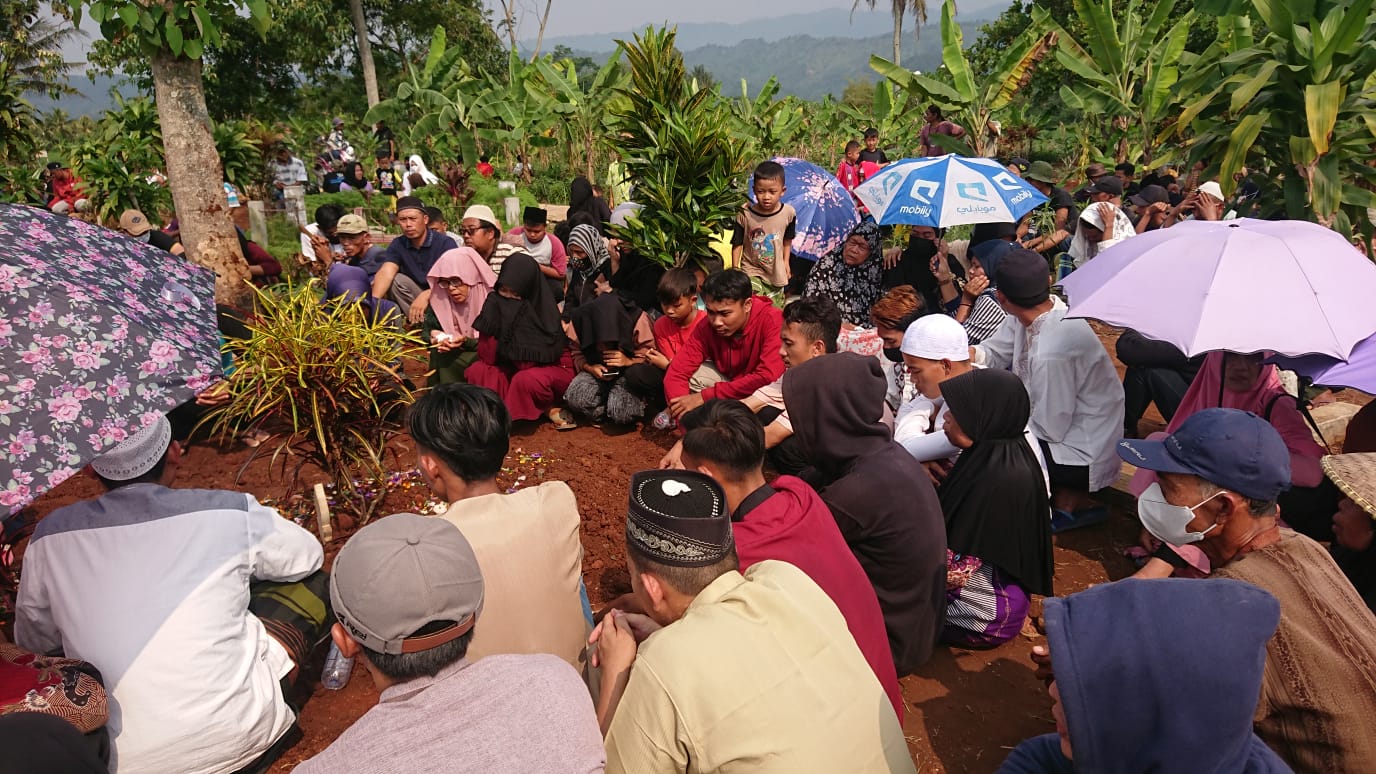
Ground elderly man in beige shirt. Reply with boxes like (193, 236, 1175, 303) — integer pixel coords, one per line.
(409, 384, 591, 678)
(592, 470, 916, 774)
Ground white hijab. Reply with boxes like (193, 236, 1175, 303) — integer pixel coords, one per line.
(406, 154, 441, 186)
(1069, 201, 1135, 269)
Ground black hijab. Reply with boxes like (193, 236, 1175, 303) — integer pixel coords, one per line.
(568, 175, 612, 228)
(937, 368, 1053, 596)
(473, 252, 566, 364)
(784, 352, 892, 479)
(571, 291, 638, 362)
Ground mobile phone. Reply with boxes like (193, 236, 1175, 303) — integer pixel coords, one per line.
(602, 369, 621, 378)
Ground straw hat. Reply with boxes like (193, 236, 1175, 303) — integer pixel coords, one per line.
(1323, 453, 1376, 519)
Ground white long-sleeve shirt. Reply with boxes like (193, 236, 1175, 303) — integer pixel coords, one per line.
(972, 297, 1125, 491)
(894, 389, 1052, 493)
(17, 484, 322, 774)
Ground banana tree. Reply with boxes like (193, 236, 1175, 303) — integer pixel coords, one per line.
(470, 51, 562, 184)
(534, 51, 628, 181)
(1031, 0, 1193, 166)
(729, 77, 807, 159)
(1172, 0, 1376, 237)
(870, 0, 1056, 158)
(365, 26, 481, 166)
(836, 80, 915, 158)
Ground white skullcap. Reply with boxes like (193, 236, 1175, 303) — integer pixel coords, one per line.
(900, 314, 970, 361)
(90, 415, 172, 481)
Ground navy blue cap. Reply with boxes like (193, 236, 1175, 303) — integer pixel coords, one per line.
(1117, 408, 1292, 501)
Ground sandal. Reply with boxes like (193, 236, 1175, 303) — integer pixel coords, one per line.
(548, 408, 578, 431)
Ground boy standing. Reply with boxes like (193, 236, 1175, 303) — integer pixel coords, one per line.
(731, 161, 796, 296)
(859, 127, 890, 166)
(837, 140, 863, 194)
(374, 148, 403, 210)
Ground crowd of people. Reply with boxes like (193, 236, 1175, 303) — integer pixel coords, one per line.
(6, 126, 1376, 774)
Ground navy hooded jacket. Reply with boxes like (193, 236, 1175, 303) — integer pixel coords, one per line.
(998, 578, 1293, 773)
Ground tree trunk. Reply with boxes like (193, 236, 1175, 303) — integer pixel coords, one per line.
(892, 9, 903, 67)
(349, 0, 379, 107)
(149, 53, 252, 308)
(531, 0, 554, 60)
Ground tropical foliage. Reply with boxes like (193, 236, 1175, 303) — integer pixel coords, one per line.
(204, 280, 426, 525)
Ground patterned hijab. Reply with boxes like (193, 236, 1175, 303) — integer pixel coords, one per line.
(566, 224, 610, 276)
(803, 220, 884, 326)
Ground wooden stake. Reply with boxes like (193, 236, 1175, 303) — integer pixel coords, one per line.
(313, 483, 333, 543)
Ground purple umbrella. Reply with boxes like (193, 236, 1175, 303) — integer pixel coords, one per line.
(1270, 333, 1376, 393)
(1060, 218, 1376, 359)
(1, 205, 222, 515)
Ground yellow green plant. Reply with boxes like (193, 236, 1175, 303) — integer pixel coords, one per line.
(204, 280, 426, 527)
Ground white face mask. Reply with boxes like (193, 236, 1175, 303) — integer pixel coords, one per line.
(1138, 482, 1224, 546)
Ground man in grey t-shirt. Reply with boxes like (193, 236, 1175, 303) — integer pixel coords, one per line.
(292, 514, 605, 774)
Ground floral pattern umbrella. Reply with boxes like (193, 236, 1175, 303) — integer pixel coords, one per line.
(1, 204, 222, 515)
(748, 157, 861, 262)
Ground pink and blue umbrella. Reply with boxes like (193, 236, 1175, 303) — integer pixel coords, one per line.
(1, 204, 222, 515)
(1061, 218, 1376, 359)
(748, 157, 860, 262)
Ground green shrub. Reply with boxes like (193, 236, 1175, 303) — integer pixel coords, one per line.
(204, 280, 427, 527)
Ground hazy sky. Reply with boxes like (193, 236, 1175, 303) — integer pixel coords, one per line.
(483, 0, 862, 39)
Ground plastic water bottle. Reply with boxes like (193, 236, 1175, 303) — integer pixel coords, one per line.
(321, 642, 353, 690)
(652, 411, 676, 430)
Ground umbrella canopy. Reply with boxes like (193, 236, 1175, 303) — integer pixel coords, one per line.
(747, 157, 861, 262)
(853, 154, 1048, 227)
(1270, 333, 1376, 393)
(1, 205, 222, 515)
(1061, 218, 1376, 359)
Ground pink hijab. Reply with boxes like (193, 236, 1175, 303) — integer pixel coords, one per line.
(1167, 352, 1323, 459)
(427, 247, 497, 338)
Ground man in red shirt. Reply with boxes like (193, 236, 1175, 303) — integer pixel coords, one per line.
(663, 269, 785, 420)
(677, 399, 903, 722)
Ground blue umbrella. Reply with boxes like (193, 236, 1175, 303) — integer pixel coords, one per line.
(1270, 333, 1376, 393)
(0, 205, 222, 515)
(747, 157, 861, 262)
(854, 154, 1048, 227)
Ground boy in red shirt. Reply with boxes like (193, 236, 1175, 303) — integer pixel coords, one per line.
(663, 269, 785, 420)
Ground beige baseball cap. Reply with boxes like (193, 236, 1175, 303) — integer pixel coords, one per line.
(118, 209, 153, 237)
(335, 213, 368, 235)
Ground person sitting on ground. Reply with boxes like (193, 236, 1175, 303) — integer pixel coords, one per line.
(564, 223, 614, 314)
(662, 269, 785, 422)
(743, 297, 841, 474)
(803, 220, 884, 329)
(466, 253, 577, 427)
(1071, 162, 1110, 204)
(732, 161, 798, 298)
(234, 224, 283, 286)
(973, 248, 1124, 532)
(369, 196, 459, 324)
(0, 630, 110, 766)
(591, 470, 916, 773)
(996, 578, 1291, 774)
(333, 213, 386, 278)
(870, 285, 927, 411)
(292, 514, 606, 774)
(560, 176, 613, 240)
(118, 208, 184, 256)
(0, 711, 110, 774)
(783, 352, 947, 675)
(951, 236, 1013, 345)
(881, 226, 950, 311)
(424, 205, 463, 245)
(459, 203, 516, 275)
(1177, 180, 1228, 222)
(1132, 352, 1330, 576)
(324, 263, 400, 326)
(340, 160, 372, 196)
(647, 268, 703, 373)
(1117, 328, 1204, 438)
(1066, 198, 1135, 271)
(300, 203, 345, 264)
(47, 166, 89, 215)
(1019, 162, 1078, 256)
(1323, 453, 1376, 613)
(564, 292, 658, 427)
(1129, 184, 1173, 233)
(1119, 408, 1376, 773)
(16, 415, 328, 774)
(1114, 161, 1140, 197)
(410, 385, 593, 674)
(675, 401, 903, 721)
(937, 369, 1054, 647)
(507, 206, 568, 301)
(424, 247, 497, 386)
